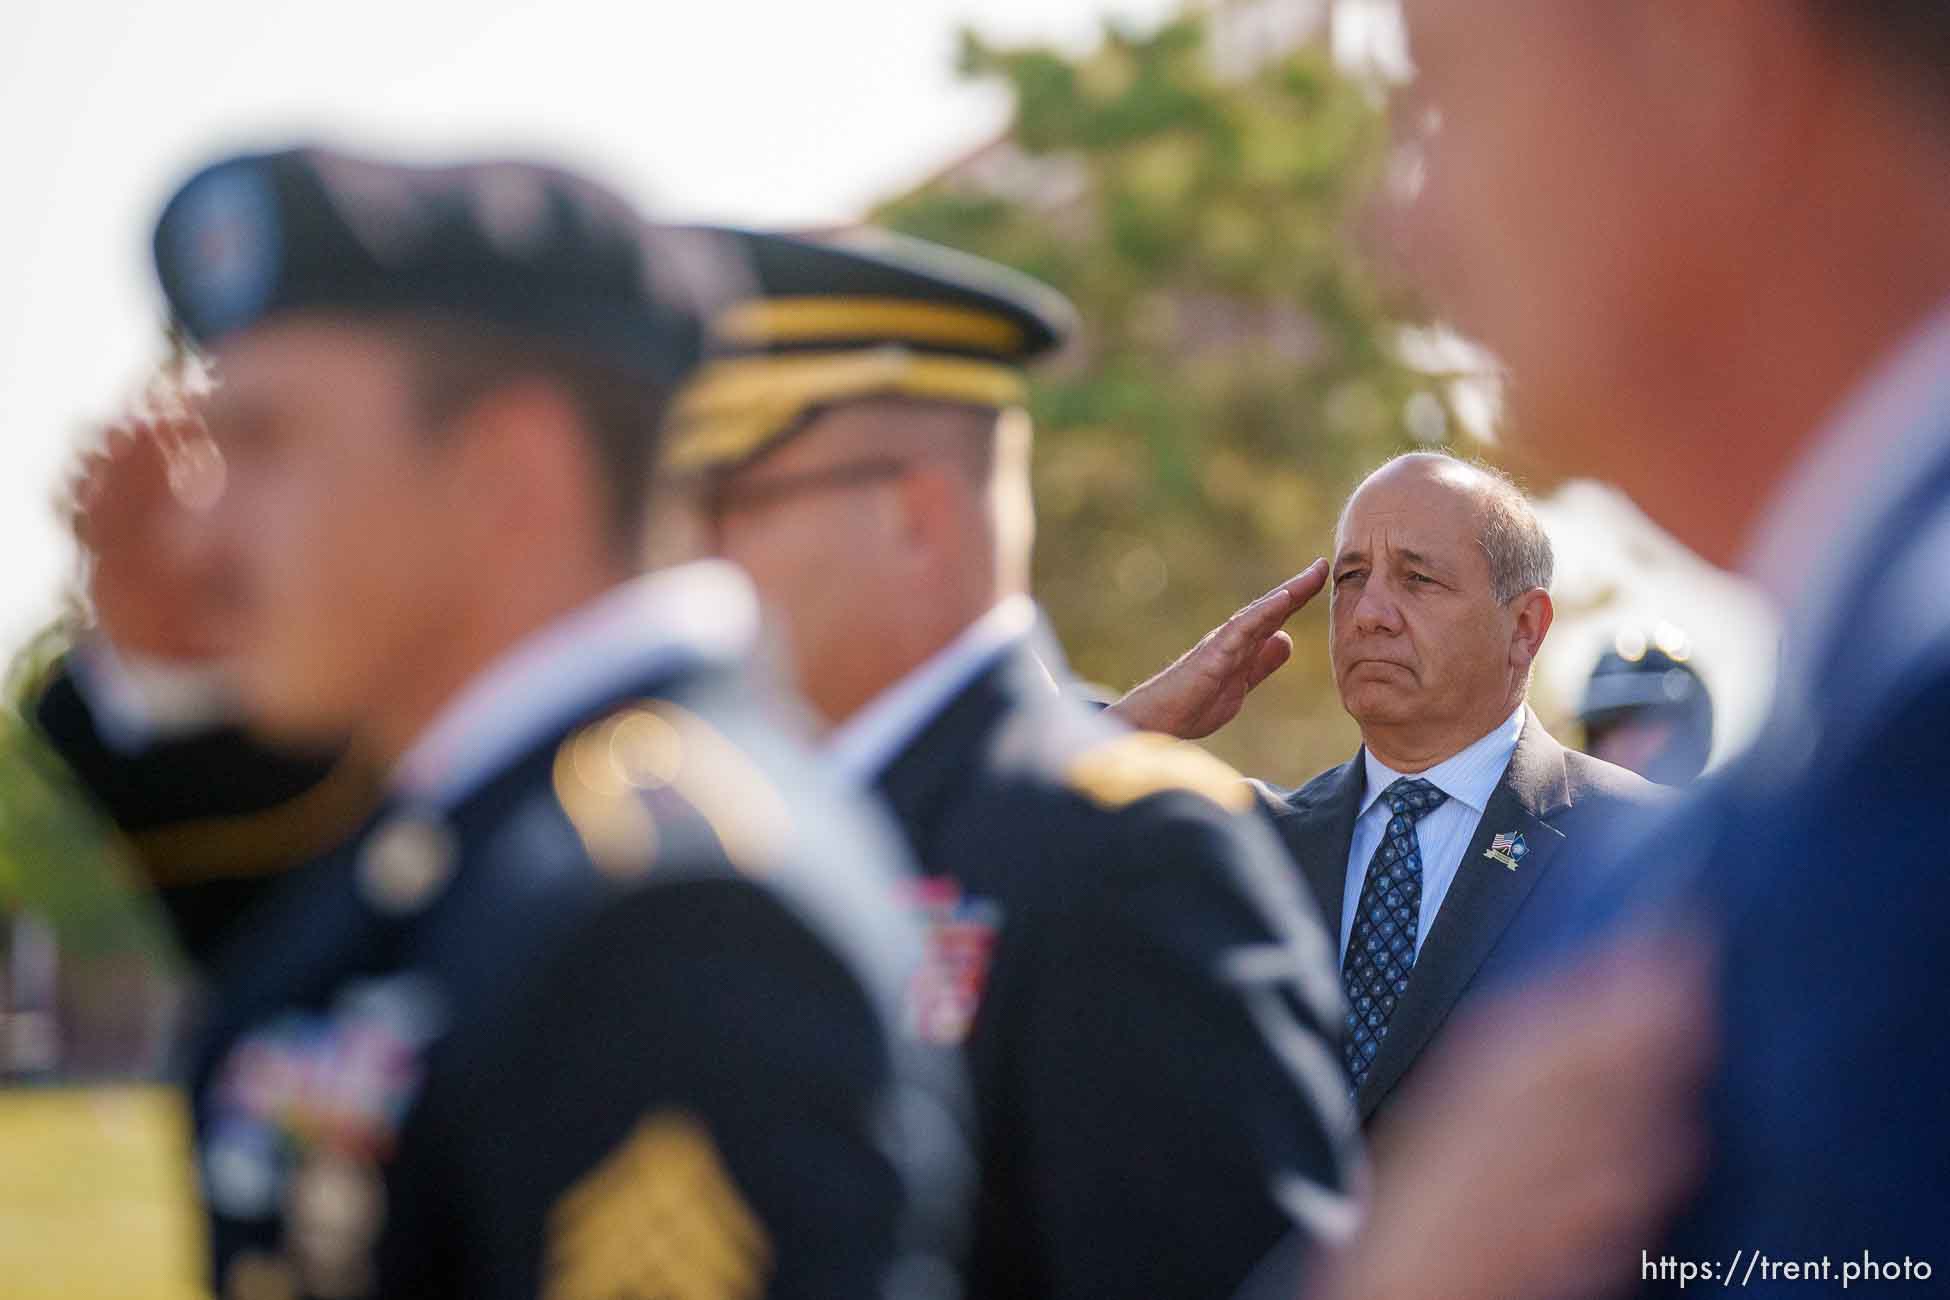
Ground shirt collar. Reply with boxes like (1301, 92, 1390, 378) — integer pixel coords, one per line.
(393, 559, 759, 808)
(1359, 703, 1525, 820)
(1742, 297, 1950, 662)
(826, 594, 1039, 787)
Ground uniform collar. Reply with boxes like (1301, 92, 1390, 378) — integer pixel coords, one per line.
(392, 560, 759, 809)
(1358, 703, 1525, 821)
(825, 594, 1040, 787)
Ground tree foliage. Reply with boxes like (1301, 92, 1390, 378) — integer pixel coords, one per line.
(876, 14, 1447, 779)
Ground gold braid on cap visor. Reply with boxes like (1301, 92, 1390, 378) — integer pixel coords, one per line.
(712, 296, 1028, 353)
(663, 346, 1026, 474)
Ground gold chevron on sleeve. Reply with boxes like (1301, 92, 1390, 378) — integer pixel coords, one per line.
(544, 1111, 771, 1300)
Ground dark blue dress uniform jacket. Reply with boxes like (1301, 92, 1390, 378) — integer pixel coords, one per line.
(874, 642, 1358, 1300)
(186, 657, 967, 1300)
(1557, 422, 1950, 1297)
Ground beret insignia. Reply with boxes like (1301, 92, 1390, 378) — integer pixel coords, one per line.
(164, 163, 283, 339)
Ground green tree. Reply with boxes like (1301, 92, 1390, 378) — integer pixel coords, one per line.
(876, 14, 1450, 779)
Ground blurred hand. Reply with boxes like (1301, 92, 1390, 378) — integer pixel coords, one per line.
(64, 392, 232, 664)
(1105, 560, 1327, 740)
(1314, 933, 1714, 1300)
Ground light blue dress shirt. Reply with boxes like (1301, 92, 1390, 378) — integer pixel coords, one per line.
(1339, 704, 1526, 961)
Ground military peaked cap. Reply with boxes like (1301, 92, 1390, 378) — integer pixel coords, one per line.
(664, 226, 1076, 473)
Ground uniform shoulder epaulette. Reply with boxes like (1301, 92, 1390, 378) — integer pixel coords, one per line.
(553, 699, 794, 881)
(1062, 731, 1255, 814)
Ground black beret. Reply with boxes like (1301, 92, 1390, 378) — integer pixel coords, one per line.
(153, 146, 747, 386)
(664, 226, 1076, 473)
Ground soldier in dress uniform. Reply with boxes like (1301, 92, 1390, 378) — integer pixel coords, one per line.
(668, 228, 1360, 1299)
(668, 227, 1718, 1300)
(144, 147, 965, 1300)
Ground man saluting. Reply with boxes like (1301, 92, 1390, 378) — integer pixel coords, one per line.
(1114, 453, 1663, 1129)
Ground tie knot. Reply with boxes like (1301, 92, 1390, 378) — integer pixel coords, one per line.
(1385, 777, 1447, 822)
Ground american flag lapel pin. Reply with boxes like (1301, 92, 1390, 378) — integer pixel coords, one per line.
(1484, 830, 1529, 871)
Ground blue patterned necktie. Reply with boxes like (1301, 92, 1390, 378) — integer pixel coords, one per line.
(1341, 776, 1448, 1090)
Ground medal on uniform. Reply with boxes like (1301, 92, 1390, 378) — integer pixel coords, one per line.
(902, 877, 1004, 1047)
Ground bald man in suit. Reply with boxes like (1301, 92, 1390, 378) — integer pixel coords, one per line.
(1113, 452, 1662, 1128)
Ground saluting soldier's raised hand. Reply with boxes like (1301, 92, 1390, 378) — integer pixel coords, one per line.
(63, 369, 232, 664)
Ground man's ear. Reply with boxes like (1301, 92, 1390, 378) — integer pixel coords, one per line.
(890, 462, 962, 571)
(448, 378, 601, 547)
(991, 408, 1037, 593)
(1508, 588, 1554, 672)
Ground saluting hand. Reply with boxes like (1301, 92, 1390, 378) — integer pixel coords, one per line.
(1106, 559, 1328, 740)
(63, 382, 232, 663)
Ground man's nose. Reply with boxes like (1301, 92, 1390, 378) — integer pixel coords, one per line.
(1352, 579, 1404, 635)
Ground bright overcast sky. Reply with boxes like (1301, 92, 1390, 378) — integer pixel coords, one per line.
(0, 0, 1184, 650)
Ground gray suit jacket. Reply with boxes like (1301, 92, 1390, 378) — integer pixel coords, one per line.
(1255, 708, 1662, 1128)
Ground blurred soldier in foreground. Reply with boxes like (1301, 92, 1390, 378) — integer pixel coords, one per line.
(673, 230, 1707, 1300)
(1576, 629, 1713, 786)
(1392, 0, 1950, 1285)
(145, 147, 961, 1299)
